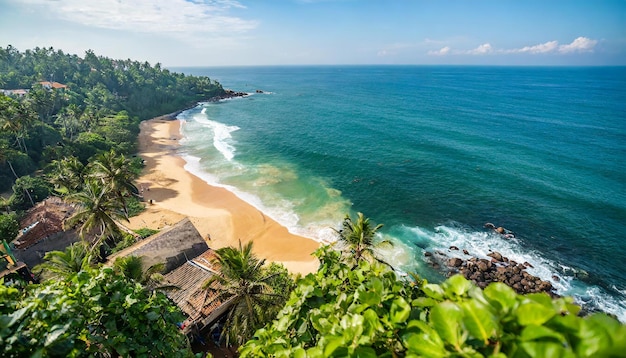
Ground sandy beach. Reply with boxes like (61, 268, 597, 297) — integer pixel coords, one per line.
(126, 116, 320, 275)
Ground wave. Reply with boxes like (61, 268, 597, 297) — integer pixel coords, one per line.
(190, 108, 239, 161)
(396, 223, 626, 322)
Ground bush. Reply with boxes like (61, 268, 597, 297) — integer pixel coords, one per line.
(240, 246, 626, 357)
(10, 175, 51, 210)
(0, 213, 19, 242)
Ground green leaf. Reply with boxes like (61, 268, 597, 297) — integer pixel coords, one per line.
(484, 282, 517, 313)
(520, 341, 574, 358)
(354, 346, 378, 358)
(443, 275, 472, 299)
(390, 297, 411, 324)
(460, 299, 498, 344)
(430, 301, 465, 349)
(146, 311, 159, 321)
(44, 324, 69, 347)
(423, 283, 445, 300)
(520, 324, 566, 344)
(575, 313, 625, 357)
(323, 337, 345, 356)
(515, 302, 556, 326)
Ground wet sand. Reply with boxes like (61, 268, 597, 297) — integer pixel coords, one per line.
(126, 117, 320, 275)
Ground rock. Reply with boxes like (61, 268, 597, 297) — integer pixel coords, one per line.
(463, 249, 469, 255)
(487, 252, 503, 262)
(449, 245, 459, 251)
(448, 257, 463, 267)
(477, 261, 489, 272)
(552, 275, 560, 282)
(424, 251, 432, 257)
(256, 89, 264, 93)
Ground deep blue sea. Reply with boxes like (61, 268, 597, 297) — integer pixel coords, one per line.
(170, 66, 626, 321)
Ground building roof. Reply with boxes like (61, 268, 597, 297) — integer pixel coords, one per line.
(162, 249, 232, 333)
(14, 197, 76, 249)
(107, 217, 208, 273)
(38, 81, 68, 89)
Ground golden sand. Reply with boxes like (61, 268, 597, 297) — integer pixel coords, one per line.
(126, 117, 320, 275)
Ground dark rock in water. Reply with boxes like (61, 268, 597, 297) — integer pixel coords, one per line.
(552, 275, 560, 282)
(256, 89, 264, 93)
(463, 249, 469, 255)
(424, 251, 432, 257)
(437, 249, 559, 297)
(449, 245, 459, 251)
(524, 261, 534, 268)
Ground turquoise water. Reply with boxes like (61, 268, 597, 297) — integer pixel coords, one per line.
(171, 66, 626, 320)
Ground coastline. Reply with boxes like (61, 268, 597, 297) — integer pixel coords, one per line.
(126, 116, 320, 275)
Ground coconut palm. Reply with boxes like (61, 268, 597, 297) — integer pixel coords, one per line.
(64, 179, 126, 249)
(334, 212, 393, 266)
(112, 255, 177, 292)
(88, 150, 139, 216)
(33, 241, 94, 281)
(202, 240, 286, 346)
(46, 156, 85, 195)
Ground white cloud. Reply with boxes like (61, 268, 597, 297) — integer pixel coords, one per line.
(507, 40, 559, 54)
(467, 43, 493, 55)
(427, 46, 451, 56)
(559, 37, 598, 53)
(13, 0, 258, 44)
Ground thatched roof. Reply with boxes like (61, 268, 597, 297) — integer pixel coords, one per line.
(108, 218, 208, 273)
(163, 249, 232, 333)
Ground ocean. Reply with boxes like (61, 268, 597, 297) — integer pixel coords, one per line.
(169, 65, 626, 321)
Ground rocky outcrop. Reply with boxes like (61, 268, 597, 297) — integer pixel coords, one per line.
(207, 89, 248, 101)
(425, 249, 558, 297)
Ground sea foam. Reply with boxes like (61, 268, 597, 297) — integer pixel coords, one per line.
(399, 224, 626, 322)
(191, 109, 239, 161)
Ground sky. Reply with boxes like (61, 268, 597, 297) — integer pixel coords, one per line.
(0, 0, 625, 67)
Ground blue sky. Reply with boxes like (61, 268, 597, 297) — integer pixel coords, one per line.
(0, 0, 624, 66)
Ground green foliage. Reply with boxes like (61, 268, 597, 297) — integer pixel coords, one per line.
(9, 175, 51, 210)
(32, 241, 93, 281)
(125, 195, 145, 217)
(0, 266, 194, 357)
(0, 213, 19, 241)
(0, 45, 226, 191)
(133, 227, 159, 239)
(110, 233, 138, 254)
(240, 245, 626, 357)
(203, 241, 294, 346)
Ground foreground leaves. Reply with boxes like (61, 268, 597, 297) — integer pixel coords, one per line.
(240, 245, 626, 357)
(0, 267, 194, 357)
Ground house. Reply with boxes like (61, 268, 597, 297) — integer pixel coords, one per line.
(12, 197, 79, 268)
(37, 81, 68, 90)
(107, 218, 232, 336)
(161, 249, 234, 335)
(106, 217, 208, 273)
(1, 89, 29, 97)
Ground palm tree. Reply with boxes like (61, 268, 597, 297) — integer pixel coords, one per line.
(33, 241, 93, 281)
(333, 212, 393, 266)
(64, 179, 126, 249)
(202, 241, 286, 346)
(46, 156, 85, 195)
(88, 150, 139, 216)
(112, 255, 176, 291)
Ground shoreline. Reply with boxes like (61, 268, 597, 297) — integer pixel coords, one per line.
(126, 116, 320, 275)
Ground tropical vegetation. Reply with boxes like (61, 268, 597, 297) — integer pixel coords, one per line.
(203, 240, 294, 346)
(0, 266, 194, 357)
(240, 245, 626, 357)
